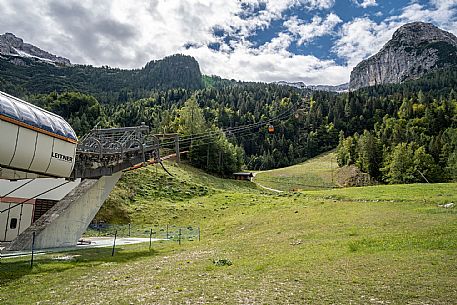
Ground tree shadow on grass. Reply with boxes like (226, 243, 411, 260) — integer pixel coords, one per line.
(0, 244, 162, 285)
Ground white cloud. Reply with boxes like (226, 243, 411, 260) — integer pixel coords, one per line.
(334, 18, 398, 67)
(284, 13, 342, 45)
(208, 0, 336, 40)
(0, 0, 336, 66)
(431, 0, 457, 10)
(258, 32, 294, 54)
(353, 0, 378, 9)
(388, 1, 457, 35)
(301, 0, 335, 10)
(0, 0, 345, 85)
(184, 43, 350, 84)
(1, 0, 456, 86)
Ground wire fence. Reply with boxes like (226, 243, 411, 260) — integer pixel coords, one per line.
(0, 223, 201, 267)
(84, 223, 201, 242)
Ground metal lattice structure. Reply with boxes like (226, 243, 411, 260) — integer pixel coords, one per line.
(72, 125, 160, 179)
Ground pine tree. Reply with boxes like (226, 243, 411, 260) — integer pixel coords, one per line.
(356, 130, 382, 179)
(382, 143, 416, 184)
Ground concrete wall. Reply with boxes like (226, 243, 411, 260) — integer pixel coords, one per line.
(8, 173, 122, 250)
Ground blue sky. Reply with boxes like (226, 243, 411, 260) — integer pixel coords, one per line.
(1, 0, 457, 84)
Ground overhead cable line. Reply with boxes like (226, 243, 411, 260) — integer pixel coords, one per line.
(161, 105, 295, 143)
(159, 106, 295, 147)
(161, 127, 265, 151)
(159, 126, 262, 149)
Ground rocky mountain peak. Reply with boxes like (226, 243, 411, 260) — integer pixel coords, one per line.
(1, 32, 24, 45)
(349, 22, 457, 90)
(0, 32, 71, 66)
(391, 22, 457, 45)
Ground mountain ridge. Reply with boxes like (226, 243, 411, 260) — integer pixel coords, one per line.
(0, 33, 71, 66)
(0, 53, 203, 100)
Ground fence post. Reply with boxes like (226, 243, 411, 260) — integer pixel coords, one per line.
(178, 228, 182, 245)
(198, 226, 201, 242)
(166, 224, 169, 239)
(128, 223, 131, 237)
(149, 229, 153, 251)
(111, 230, 117, 257)
(30, 231, 36, 268)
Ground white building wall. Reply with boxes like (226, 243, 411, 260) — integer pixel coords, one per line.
(0, 201, 33, 241)
(0, 178, 81, 242)
(0, 178, 81, 201)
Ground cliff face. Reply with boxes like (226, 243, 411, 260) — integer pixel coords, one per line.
(349, 22, 457, 90)
(0, 33, 71, 66)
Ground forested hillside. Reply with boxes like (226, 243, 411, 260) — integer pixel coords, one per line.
(337, 69, 457, 183)
(28, 83, 336, 173)
(1, 50, 456, 182)
(0, 54, 203, 101)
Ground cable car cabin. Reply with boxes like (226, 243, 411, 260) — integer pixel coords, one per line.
(0, 91, 77, 180)
(268, 124, 275, 134)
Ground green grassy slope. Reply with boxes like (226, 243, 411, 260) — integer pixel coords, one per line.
(254, 151, 338, 191)
(1, 171, 456, 304)
(96, 161, 262, 224)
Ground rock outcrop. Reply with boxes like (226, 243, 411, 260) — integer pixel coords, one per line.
(336, 165, 378, 187)
(0, 33, 71, 66)
(275, 81, 349, 92)
(349, 22, 457, 90)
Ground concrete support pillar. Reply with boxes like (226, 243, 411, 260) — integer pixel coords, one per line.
(8, 172, 122, 250)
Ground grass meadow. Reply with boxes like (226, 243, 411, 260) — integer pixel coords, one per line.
(1, 159, 456, 304)
(254, 151, 338, 191)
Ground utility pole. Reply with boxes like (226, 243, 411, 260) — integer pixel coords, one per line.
(331, 155, 334, 184)
(219, 151, 222, 172)
(191, 106, 194, 146)
(207, 144, 210, 169)
(175, 134, 180, 163)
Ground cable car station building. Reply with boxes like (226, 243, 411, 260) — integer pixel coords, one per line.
(0, 91, 161, 250)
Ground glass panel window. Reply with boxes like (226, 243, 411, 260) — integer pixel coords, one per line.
(10, 218, 18, 229)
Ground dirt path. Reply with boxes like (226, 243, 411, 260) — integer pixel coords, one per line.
(252, 173, 284, 193)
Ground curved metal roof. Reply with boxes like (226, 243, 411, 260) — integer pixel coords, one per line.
(0, 91, 77, 141)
